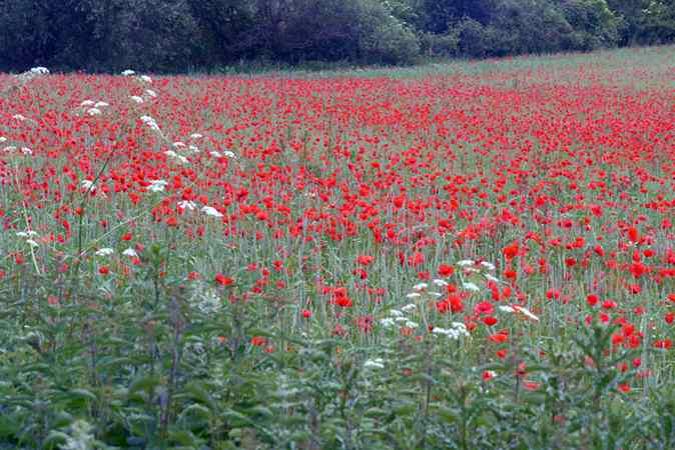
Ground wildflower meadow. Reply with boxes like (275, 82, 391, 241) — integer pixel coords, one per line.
(0, 46, 673, 449)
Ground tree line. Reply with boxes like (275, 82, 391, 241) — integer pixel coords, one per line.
(0, 0, 673, 73)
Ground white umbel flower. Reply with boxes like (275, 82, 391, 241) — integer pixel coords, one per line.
(201, 205, 223, 218)
(87, 108, 102, 116)
(122, 248, 138, 257)
(121, 69, 136, 76)
(481, 261, 496, 271)
(413, 282, 428, 292)
(30, 67, 49, 75)
(130, 96, 144, 104)
(177, 200, 197, 211)
(95, 248, 115, 257)
(16, 230, 38, 238)
(380, 318, 396, 328)
(462, 282, 480, 292)
(363, 358, 385, 370)
(401, 303, 417, 313)
(485, 273, 501, 283)
(147, 179, 168, 192)
(81, 180, 95, 191)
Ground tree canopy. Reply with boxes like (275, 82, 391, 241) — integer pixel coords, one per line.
(0, 0, 673, 72)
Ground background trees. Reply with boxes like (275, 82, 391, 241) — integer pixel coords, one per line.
(0, 0, 673, 72)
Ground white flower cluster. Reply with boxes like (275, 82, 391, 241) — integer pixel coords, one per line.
(189, 283, 223, 314)
(30, 67, 50, 75)
(380, 306, 419, 330)
(210, 150, 237, 159)
(498, 305, 539, 321)
(363, 358, 385, 370)
(164, 149, 189, 165)
(406, 281, 443, 299)
(147, 179, 168, 192)
(16, 230, 39, 248)
(140, 115, 161, 133)
(94, 247, 115, 257)
(431, 322, 469, 340)
(457, 258, 500, 292)
(79, 99, 109, 116)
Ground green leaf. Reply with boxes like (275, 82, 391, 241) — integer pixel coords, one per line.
(128, 374, 161, 395)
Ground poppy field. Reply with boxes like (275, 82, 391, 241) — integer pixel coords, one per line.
(0, 47, 674, 449)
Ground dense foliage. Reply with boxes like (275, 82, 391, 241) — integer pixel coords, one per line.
(0, 46, 674, 448)
(0, 0, 674, 72)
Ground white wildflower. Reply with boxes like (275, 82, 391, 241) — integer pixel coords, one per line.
(401, 303, 417, 313)
(452, 322, 469, 335)
(210, 151, 222, 158)
(147, 179, 168, 192)
(514, 305, 539, 321)
(12, 114, 26, 121)
(173, 141, 186, 148)
(139, 75, 152, 83)
(406, 292, 422, 299)
(95, 248, 115, 257)
(121, 69, 136, 76)
(188, 145, 199, 153)
(140, 115, 160, 132)
(363, 358, 385, 370)
(81, 179, 95, 191)
(389, 309, 403, 318)
(30, 67, 49, 75)
(498, 305, 516, 313)
(429, 291, 443, 298)
(26, 239, 39, 248)
(433, 278, 449, 287)
(413, 282, 428, 292)
(80, 100, 95, 107)
(380, 318, 396, 328)
(223, 150, 237, 159)
(164, 150, 189, 164)
(16, 230, 38, 238)
(201, 205, 224, 218)
(190, 133, 203, 139)
(457, 259, 475, 267)
(485, 273, 501, 283)
(3, 146, 17, 153)
(21, 147, 32, 155)
(94, 101, 109, 108)
(0, 137, 6, 143)
(144, 89, 157, 98)
(122, 248, 138, 257)
(432, 327, 451, 336)
(404, 320, 419, 328)
(177, 200, 197, 211)
(394, 317, 409, 323)
(462, 282, 480, 292)
(481, 261, 496, 271)
(87, 108, 102, 116)
(130, 95, 144, 104)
